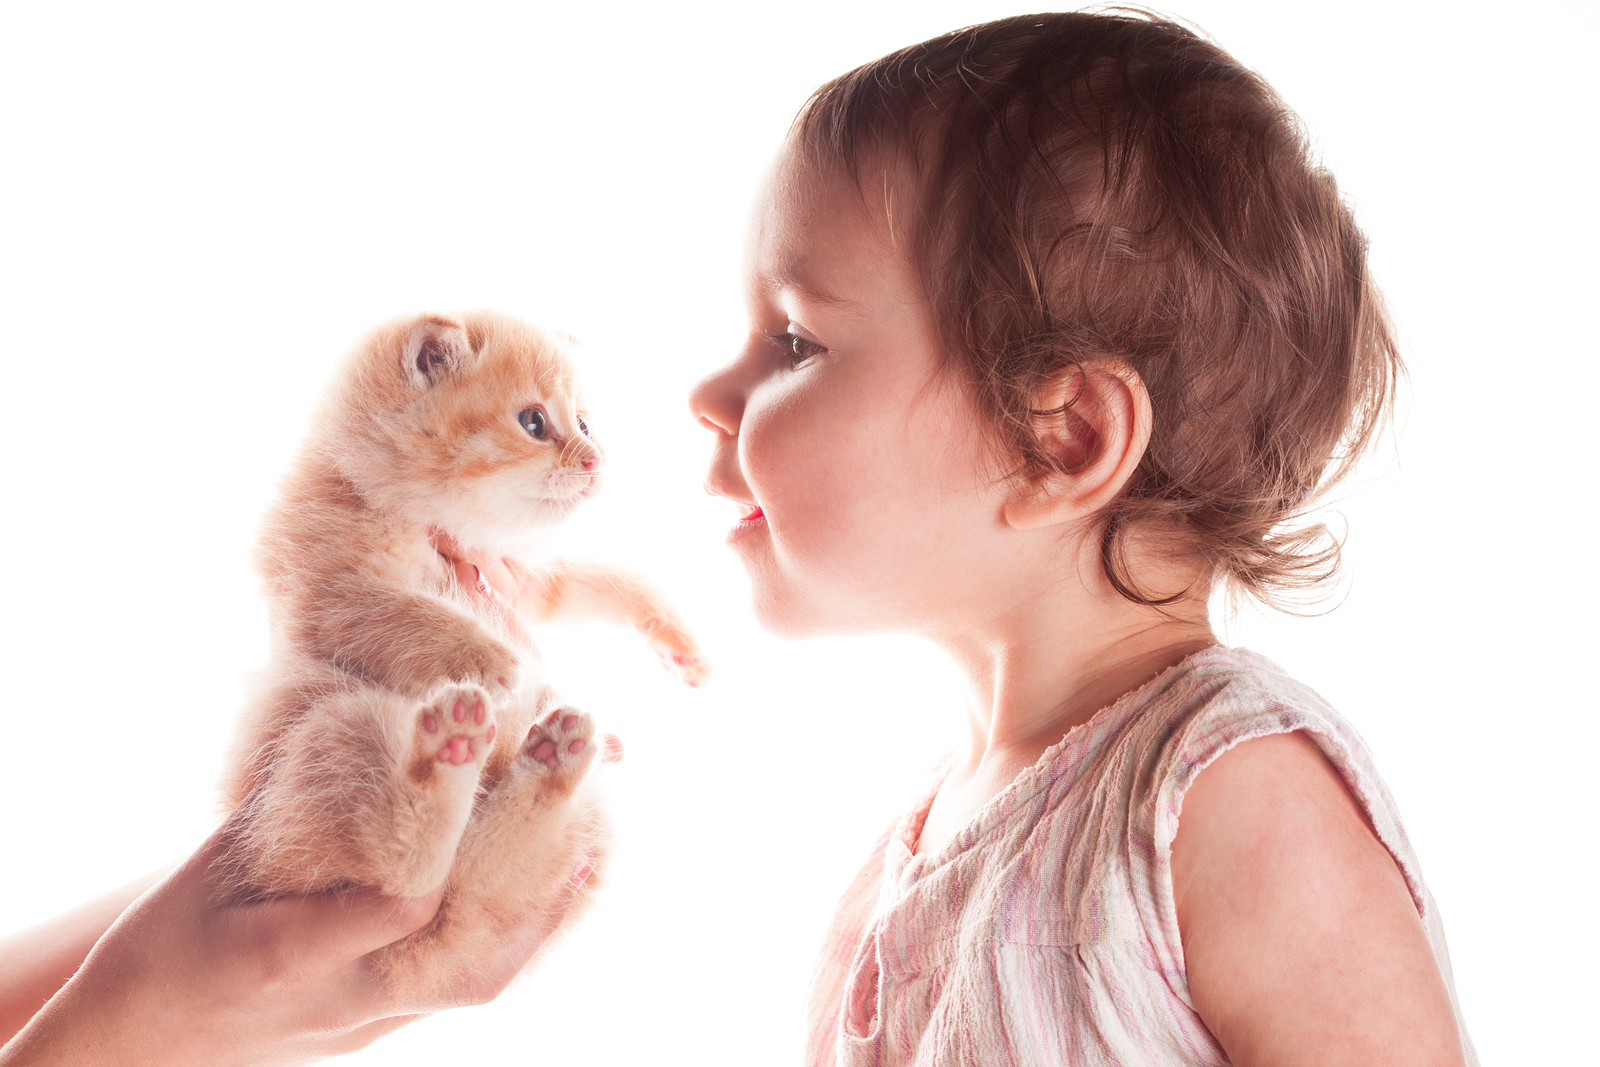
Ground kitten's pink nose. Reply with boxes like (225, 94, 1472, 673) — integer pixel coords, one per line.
(580, 456, 596, 470)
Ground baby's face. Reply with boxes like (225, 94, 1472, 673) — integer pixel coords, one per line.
(690, 146, 1010, 638)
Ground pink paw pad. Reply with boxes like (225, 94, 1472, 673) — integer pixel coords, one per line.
(417, 685, 495, 770)
(521, 705, 596, 774)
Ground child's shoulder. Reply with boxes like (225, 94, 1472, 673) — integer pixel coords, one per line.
(1111, 645, 1418, 889)
(1130, 644, 1340, 737)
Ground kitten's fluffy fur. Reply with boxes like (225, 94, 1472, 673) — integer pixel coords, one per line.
(218, 310, 704, 997)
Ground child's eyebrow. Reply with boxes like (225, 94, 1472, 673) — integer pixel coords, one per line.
(761, 268, 858, 312)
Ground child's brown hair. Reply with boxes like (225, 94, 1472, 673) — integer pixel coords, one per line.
(796, 10, 1400, 607)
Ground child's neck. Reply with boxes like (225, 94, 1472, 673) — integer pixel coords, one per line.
(915, 572, 1215, 857)
(951, 613, 1214, 756)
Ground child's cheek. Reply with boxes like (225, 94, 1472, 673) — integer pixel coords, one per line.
(743, 383, 836, 503)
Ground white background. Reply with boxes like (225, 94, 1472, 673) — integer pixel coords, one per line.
(1, 1, 1594, 1063)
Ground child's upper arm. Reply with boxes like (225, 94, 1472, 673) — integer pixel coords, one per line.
(1170, 730, 1465, 1067)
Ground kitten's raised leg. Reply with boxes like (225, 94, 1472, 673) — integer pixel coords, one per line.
(375, 682, 502, 891)
(506, 558, 710, 686)
(224, 680, 499, 900)
(373, 692, 610, 999)
(456, 697, 610, 918)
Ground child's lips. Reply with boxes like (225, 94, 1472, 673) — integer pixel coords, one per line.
(728, 504, 765, 543)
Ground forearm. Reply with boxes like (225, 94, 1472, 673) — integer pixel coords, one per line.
(0, 867, 170, 1047)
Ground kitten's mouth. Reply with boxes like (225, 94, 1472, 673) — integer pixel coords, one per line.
(545, 487, 592, 507)
(740, 505, 763, 522)
(542, 472, 601, 507)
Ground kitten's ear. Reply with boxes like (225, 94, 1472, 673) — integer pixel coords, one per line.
(403, 317, 474, 389)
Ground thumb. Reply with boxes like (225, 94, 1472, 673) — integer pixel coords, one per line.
(217, 884, 443, 973)
(188, 823, 444, 968)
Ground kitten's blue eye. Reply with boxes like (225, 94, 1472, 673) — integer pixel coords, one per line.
(767, 332, 825, 366)
(518, 408, 548, 439)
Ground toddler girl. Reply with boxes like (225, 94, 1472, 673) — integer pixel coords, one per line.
(690, 12, 1475, 1066)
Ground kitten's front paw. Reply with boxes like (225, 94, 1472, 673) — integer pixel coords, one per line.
(639, 615, 710, 688)
(441, 634, 521, 701)
(417, 683, 497, 770)
(518, 704, 597, 794)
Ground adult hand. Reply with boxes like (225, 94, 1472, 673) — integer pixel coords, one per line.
(430, 530, 534, 648)
(0, 827, 588, 1067)
(431, 531, 624, 763)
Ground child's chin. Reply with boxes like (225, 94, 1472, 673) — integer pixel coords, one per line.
(744, 577, 807, 637)
(752, 607, 815, 640)
(747, 580, 861, 640)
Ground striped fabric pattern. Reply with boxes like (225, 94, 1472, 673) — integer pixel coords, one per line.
(804, 647, 1477, 1066)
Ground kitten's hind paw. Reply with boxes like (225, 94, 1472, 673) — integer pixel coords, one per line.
(518, 704, 597, 794)
(416, 683, 497, 770)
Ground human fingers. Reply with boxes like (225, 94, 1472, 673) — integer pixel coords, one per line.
(213, 884, 444, 978)
(433, 546, 533, 643)
(429, 530, 465, 559)
(454, 557, 491, 595)
(430, 531, 494, 597)
(320, 1013, 431, 1057)
(477, 556, 522, 603)
(406, 871, 588, 1012)
(181, 824, 442, 966)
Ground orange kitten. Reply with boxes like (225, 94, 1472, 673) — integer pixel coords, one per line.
(217, 310, 705, 997)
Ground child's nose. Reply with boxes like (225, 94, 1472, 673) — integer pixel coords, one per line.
(688, 362, 744, 436)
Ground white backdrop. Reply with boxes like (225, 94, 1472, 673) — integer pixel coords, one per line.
(1, 2, 1593, 1063)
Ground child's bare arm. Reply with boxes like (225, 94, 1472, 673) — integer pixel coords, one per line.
(1171, 731, 1464, 1067)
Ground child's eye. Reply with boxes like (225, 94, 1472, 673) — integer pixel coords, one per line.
(766, 332, 826, 366)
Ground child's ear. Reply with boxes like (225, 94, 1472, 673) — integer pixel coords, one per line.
(1003, 360, 1153, 531)
(403, 316, 474, 389)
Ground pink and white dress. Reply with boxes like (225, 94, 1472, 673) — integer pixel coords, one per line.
(804, 646, 1477, 1066)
